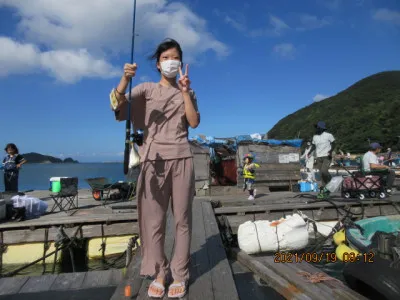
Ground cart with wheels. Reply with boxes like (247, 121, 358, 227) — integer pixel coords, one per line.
(84, 177, 136, 204)
(341, 174, 387, 200)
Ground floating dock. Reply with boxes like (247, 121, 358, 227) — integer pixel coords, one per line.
(0, 189, 387, 299)
(212, 192, 400, 234)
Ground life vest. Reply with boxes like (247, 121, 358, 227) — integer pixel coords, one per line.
(242, 163, 260, 179)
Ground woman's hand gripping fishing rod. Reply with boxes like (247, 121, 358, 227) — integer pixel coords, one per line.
(115, 62, 140, 175)
(121, 0, 137, 175)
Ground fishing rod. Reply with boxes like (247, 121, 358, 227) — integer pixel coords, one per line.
(123, 0, 143, 175)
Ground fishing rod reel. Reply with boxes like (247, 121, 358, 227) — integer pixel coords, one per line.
(130, 129, 144, 146)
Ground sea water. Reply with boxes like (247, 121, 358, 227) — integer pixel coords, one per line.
(0, 163, 137, 276)
(0, 163, 133, 191)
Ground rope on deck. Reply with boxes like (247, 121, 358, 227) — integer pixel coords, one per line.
(297, 271, 342, 284)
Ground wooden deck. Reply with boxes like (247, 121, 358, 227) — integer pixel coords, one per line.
(111, 199, 240, 300)
(212, 192, 400, 233)
(0, 199, 240, 300)
(0, 269, 122, 300)
(232, 249, 367, 300)
(2, 190, 398, 299)
(0, 190, 139, 244)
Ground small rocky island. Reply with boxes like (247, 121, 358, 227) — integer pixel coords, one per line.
(22, 152, 79, 164)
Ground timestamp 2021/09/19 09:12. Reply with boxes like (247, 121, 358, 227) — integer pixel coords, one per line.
(274, 251, 375, 263)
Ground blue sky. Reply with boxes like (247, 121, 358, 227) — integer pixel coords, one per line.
(0, 0, 399, 162)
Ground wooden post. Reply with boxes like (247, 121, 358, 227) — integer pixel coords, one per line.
(0, 231, 3, 276)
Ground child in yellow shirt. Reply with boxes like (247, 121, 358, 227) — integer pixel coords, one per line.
(242, 154, 260, 200)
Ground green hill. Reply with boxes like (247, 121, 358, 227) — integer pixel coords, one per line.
(22, 152, 79, 164)
(268, 71, 400, 152)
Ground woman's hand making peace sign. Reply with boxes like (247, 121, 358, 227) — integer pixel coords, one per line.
(178, 64, 190, 93)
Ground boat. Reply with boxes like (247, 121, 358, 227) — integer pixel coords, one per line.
(334, 215, 400, 260)
(333, 215, 400, 300)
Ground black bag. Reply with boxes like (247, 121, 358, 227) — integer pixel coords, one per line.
(6, 204, 25, 222)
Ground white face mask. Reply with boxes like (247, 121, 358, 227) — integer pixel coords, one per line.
(160, 60, 181, 78)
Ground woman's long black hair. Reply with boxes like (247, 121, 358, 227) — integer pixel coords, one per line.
(4, 143, 19, 154)
(149, 38, 183, 72)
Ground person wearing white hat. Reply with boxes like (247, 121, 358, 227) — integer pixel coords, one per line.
(308, 121, 336, 198)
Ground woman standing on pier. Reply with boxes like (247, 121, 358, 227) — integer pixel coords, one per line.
(2, 143, 27, 192)
(110, 39, 200, 298)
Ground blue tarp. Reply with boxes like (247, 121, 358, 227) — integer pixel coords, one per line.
(235, 135, 302, 147)
(190, 135, 303, 148)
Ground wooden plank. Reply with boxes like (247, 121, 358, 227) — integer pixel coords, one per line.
(4, 223, 139, 244)
(260, 256, 367, 300)
(214, 199, 400, 215)
(283, 262, 339, 299)
(285, 260, 367, 300)
(0, 213, 139, 231)
(50, 272, 86, 291)
(109, 248, 142, 300)
(258, 164, 303, 171)
(201, 201, 239, 300)
(215, 198, 307, 208)
(80, 270, 117, 288)
(186, 199, 214, 300)
(19, 274, 58, 293)
(266, 256, 366, 300)
(223, 204, 400, 234)
(232, 249, 311, 300)
(259, 256, 338, 300)
(109, 269, 124, 286)
(0, 277, 29, 295)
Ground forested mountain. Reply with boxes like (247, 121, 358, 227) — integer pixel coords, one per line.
(268, 71, 400, 152)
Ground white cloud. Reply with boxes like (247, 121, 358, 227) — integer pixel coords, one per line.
(213, 9, 246, 32)
(313, 94, 330, 102)
(139, 75, 152, 82)
(216, 10, 329, 38)
(224, 15, 246, 32)
(248, 15, 290, 38)
(0, 37, 119, 83)
(319, 0, 364, 10)
(0, 37, 40, 76)
(273, 43, 296, 59)
(318, 0, 341, 10)
(296, 14, 331, 31)
(0, 0, 229, 83)
(269, 15, 291, 35)
(373, 8, 400, 25)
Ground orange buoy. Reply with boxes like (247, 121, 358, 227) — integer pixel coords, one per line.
(124, 285, 131, 297)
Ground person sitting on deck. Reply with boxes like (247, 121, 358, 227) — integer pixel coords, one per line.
(363, 143, 395, 194)
(308, 121, 336, 199)
(242, 154, 260, 201)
